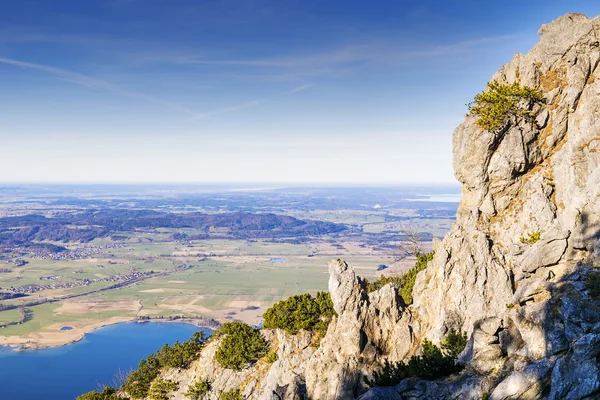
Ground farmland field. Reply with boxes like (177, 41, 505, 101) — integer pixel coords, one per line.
(0, 184, 457, 349)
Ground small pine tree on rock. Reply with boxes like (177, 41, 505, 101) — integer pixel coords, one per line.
(468, 81, 545, 132)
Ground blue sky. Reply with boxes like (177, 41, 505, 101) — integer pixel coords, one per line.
(1, 0, 599, 184)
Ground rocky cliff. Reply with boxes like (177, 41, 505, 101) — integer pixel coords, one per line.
(144, 13, 600, 400)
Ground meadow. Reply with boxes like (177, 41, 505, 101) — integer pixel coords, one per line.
(0, 235, 393, 348)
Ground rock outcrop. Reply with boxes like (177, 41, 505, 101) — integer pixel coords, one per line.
(159, 259, 415, 400)
(401, 12, 600, 400)
(305, 260, 414, 399)
(143, 13, 600, 400)
(364, 12, 600, 400)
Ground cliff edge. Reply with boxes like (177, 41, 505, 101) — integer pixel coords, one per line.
(395, 12, 600, 399)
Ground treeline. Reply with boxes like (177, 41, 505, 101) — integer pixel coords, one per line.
(135, 315, 222, 330)
(122, 331, 207, 398)
(0, 210, 347, 246)
(0, 306, 32, 328)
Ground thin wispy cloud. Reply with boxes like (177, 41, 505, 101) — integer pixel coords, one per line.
(188, 83, 312, 121)
(0, 56, 199, 117)
(287, 84, 313, 94)
(0, 57, 113, 89)
(171, 44, 378, 69)
(190, 100, 260, 120)
(405, 34, 523, 58)
(166, 34, 519, 71)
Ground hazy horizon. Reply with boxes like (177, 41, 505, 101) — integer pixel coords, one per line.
(0, 181, 462, 186)
(2, 1, 599, 183)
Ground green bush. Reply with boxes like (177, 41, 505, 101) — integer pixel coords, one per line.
(315, 291, 336, 320)
(366, 252, 433, 305)
(468, 81, 545, 131)
(157, 331, 207, 369)
(219, 388, 243, 400)
(185, 377, 210, 399)
(148, 378, 178, 400)
(77, 386, 120, 400)
(214, 322, 268, 370)
(585, 270, 600, 299)
(264, 350, 279, 363)
(123, 353, 161, 399)
(365, 275, 403, 293)
(262, 291, 336, 334)
(123, 331, 207, 399)
(440, 329, 468, 358)
(365, 330, 467, 388)
(399, 252, 433, 305)
(520, 231, 541, 245)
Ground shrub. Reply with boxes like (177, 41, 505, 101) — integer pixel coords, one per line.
(123, 331, 207, 399)
(482, 393, 490, 400)
(315, 291, 336, 320)
(219, 389, 243, 400)
(404, 339, 464, 380)
(148, 378, 178, 400)
(365, 330, 467, 388)
(77, 386, 120, 400)
(264, 350, 279, 363)
(365, 275, 403, 293)
(214, 322, 268, 370)
(585, 270, 600, 299)
(123, 353, 162, 399)
(157, 331, 206, 369)
(399, 252, 433, 305)
(468, 81, 545, 131)
(366, 252, 433, 305)
(520, 231, 541, 245)
(185, 377, 210, 399)
(262, 291, 336, 334)
(440, 329, 468, 358)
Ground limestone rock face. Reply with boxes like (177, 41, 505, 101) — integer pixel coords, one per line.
(363, 12, 600, 399)
(143, 13, 600, 400)
(304, 260, 413, 400)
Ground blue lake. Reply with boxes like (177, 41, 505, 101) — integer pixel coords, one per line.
(0, 322, 211, 400)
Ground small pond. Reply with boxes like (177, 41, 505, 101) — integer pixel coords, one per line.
(266, 258, 287, 263)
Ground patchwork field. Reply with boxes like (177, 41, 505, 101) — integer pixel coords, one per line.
(0, 185, 458, 349)
(0, 236, 397, 348)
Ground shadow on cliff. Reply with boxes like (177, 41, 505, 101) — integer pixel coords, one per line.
(456, 211, 600, 399)
(352, 212, 600, 399)
(574, 211, 600, 255)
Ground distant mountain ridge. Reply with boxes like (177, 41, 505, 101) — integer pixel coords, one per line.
(0, 210, 347, 246)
